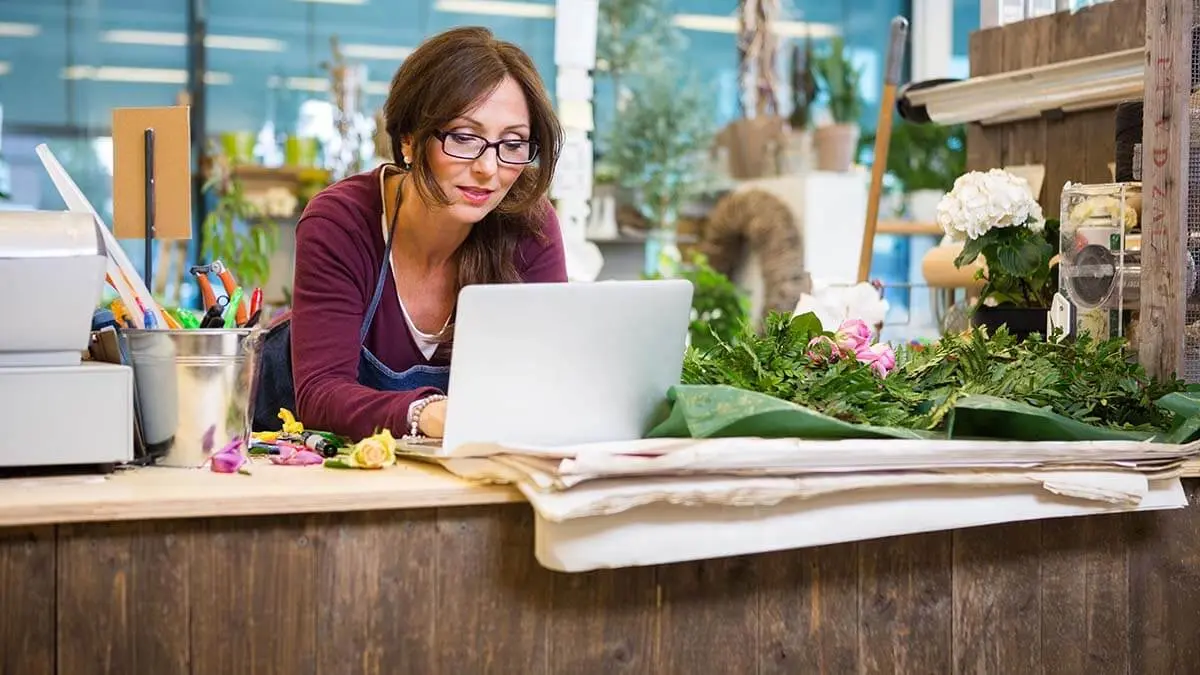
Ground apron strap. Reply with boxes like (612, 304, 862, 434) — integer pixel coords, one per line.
(359, 169, 402, 344)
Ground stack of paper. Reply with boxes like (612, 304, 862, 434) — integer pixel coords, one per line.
(400, 437, 1200, 572)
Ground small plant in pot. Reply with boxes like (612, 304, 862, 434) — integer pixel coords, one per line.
(887, 121, 965, 222)
(605, 63, 715, 275)
(811, 37, 864, 173)
(937, 169, 1059, 339)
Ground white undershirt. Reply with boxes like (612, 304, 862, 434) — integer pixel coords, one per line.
(379, 170, 448, 360)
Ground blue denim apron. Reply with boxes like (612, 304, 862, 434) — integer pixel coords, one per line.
(354, 220, 452, 393)
(250, 171, 450, 432)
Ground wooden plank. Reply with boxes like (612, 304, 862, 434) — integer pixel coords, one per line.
(966, 26, 1005, 172)
(655, 555, 758, 674)
(1129, 480, 1200, 674)
(0, 526, 55, 675)
(1000, 14, 1054, 210)
(56, 522, 134, 675)
(858, 533, 953, 674)
(1039, 519, 1090, 673)
(952, 521, 1043, 673)
(758, 543, 858, 675)
(191, 515, 319, 675)
(56, 521, 191, 675)
(1137, 0, 1193, 379)
(0, 462, 519, 529)
(1040, 515, 1132, 675)
(315, 510, 438, 675)
(435, 505, 552, 675)
(546, 567, 657, 674)
(130, 520, 192, 674)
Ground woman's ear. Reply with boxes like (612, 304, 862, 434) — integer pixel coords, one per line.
(400, 135, 413, 167)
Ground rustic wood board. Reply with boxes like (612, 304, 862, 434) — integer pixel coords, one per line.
(6, 494, 1200, 674)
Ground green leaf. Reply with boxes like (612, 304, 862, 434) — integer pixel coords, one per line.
(646, 385, 937, 440)
(1155, 391, 1200, 418)
(954, 235, 987, 267)
(992, 236, 1052, 277)
(788, 311, 824, 339)
(947, 394, 1153, 441)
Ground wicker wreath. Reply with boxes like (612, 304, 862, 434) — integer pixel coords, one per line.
(696, 188, 811, 322)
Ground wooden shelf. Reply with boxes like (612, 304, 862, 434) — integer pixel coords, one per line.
(877, 220, 943, 236)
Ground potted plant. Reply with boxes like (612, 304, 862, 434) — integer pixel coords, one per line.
(888, 121, 966, 222)
(937, 169, 1058, 339)
(201, 149, 280, 291)
(784, 36, 820, 173)
(605, 64, 716, 275)
(811, 37, 864, 173)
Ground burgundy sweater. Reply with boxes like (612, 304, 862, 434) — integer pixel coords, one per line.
(289, 166, 568, 439)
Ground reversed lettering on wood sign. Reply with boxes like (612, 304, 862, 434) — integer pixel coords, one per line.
(1138, 0, 1193, 379)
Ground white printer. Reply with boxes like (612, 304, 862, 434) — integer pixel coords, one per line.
(0, 209, 134, 470)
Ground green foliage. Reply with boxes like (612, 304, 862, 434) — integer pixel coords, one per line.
(596, 0, 684, 86)
(812, 37, 864, 125)
(605, 65, 717, 230)
(682, 311, 1186, 434)
(201, 172, 278, 290)
(788, 38, 819, 130)
(956, 218, 1060, 310)
(884, 121, 966, 193)
(651, 252, 750, 351)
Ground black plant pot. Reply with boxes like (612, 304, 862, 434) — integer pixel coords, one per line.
(971, 306, 1049, 340)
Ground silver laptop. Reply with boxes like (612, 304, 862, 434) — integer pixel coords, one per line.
(418, 279, 693, 456)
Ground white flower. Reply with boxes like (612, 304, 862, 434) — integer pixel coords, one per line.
(794, 281, 890, 331)
(936, 169, 1044, 241)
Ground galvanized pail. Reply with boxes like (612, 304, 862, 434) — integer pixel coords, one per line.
(122, 328, 255, 468)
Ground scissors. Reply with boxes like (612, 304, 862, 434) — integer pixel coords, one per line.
(190, 261, 248, 326)
(199, 296, 229, 329)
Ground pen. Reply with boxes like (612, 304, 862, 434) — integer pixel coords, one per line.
(223, 288, 244, 328)
(249, 287, 263, 317)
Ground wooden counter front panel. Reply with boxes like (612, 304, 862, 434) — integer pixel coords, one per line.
(4, 485, 1200, 675)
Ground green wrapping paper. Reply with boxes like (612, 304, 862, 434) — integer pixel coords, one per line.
(646, 385, 937, 440)
(646, 385, 1200, 444)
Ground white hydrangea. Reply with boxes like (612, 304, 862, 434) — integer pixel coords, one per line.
(936, 169, 1044, 241)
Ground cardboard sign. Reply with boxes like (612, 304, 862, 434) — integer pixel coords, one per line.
(112, 106, 192, 240)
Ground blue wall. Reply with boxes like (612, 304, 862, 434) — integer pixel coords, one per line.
(0, 0, 907, 141)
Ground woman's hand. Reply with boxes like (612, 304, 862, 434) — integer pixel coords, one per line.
(418, 399, 448, 438)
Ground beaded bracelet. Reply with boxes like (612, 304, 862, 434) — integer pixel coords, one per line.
(407, 394, 448, 438)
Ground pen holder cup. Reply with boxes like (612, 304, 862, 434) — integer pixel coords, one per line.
(122, 328, 256, 468)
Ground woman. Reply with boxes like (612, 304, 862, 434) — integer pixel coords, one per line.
(252, 26, 566, 440)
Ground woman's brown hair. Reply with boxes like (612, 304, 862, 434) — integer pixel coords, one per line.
(382, 26, 563, 293)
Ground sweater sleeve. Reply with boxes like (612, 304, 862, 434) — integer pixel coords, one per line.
(519, 204, 569, 282)
(290, 215, 441, 440)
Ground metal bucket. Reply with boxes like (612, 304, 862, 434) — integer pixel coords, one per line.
(122, 328, 255, 468)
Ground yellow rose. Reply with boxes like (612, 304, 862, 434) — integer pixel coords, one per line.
(277, 408, 305, 436)
(349, 429, 397, 469)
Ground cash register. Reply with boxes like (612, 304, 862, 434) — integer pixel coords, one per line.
(0, 209, 134, 471)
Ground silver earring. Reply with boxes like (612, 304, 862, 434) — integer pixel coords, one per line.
(402, 155, 411, 166)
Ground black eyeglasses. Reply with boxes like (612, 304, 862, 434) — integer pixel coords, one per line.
(433, 131, 539, 165)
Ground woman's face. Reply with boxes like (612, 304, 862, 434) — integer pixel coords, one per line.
(416, 75, 532, 225)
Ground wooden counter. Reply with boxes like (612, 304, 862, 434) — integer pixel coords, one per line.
(3, 460, 1200, 674)
(0, 461, 517, 528)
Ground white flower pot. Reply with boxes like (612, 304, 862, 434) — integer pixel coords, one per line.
(906, 189, 945, 223)
(813, 123, 860, 173)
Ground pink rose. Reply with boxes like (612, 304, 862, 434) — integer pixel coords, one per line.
(855, 342, 897, 378)
(807, 335, 842, 364)
(210, 438, 249, 474)
(835, 319, 873, 352)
